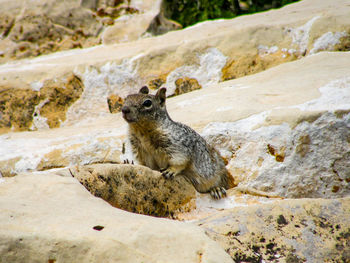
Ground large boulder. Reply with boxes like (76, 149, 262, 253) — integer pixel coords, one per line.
(0, 172, 233, 263)
(199, 52, 350, 198)
(69, 163, 196, 217)
(0, 0, 349, 133)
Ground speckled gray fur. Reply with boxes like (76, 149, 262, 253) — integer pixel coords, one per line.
(121, 86, 229, 199)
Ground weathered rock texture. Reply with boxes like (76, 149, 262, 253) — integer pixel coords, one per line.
(200, 52, 350, 199)
(1, 51, 349, 201)
(0, 0, 349, 133)
(70, 163, 196, 217)
(0, 0, 173, 63)
(196, 197, 350, 262)
(107, 93, 124, 113)
(0, 1, 350, 261)
(0, 121, 125, 177)
(0, 73, 84, 132)
(206, 110, 350, 199)
(0, 172, 233, 263)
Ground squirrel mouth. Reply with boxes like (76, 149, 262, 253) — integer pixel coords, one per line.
(122, 113, 136, 123)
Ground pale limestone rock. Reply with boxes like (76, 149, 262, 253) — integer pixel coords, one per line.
(0, 0, 102, 63)
(199, 53, 350, 198)
(101, 0, 162, 44)
(0, 121, 125, 176)
(1, 0, 349, 131)
(195, 197, 350, 262)
(0, 172, 233, 263)
(1, 52, 350, 201)
(0, 0, 170, 63)
(204, 111, 350, 198)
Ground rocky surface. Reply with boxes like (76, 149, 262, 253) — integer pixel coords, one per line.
(0, 0, 349, 133)
(0, 172, 232, 263)
(69, 163, 196, 217)
(1, 0, 350, 262)
(0, 0, 176, 64)
(0, 73, 84, 132)
(195, 197, 350, 262)
(1, 51, 349, 200)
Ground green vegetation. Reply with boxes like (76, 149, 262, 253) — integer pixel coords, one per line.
(164, 0, 300, 28)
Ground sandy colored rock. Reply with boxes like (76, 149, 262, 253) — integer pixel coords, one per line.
(204, 110, 350, 198)
(221, 50, 297, 81)
(0, 0, 170, 63)
(147, 74, 168, 90)
(0, 122, 125, 177)
(174, 77, 202, 96)
(0, 0, 349, 130)
(195, 197, 350, 262)
(101, 0, 181, 44)
(0, 0, 101, 63)
(146, 12, 182, 36)
(0, 86, 40, 132)
(0, 73, 84, 133)
(101, 11, 152, 44)
(107, 93, 124, 113)
(1, 52, 350, 200)
(70, 163, 196, 217)
(0, 172, 233, 263)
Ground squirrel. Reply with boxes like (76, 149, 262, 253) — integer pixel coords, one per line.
(121, 86, 232, 199)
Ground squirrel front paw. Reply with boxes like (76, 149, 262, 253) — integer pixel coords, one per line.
(160, 167, 175, 179)
(210, 187, 227, 199)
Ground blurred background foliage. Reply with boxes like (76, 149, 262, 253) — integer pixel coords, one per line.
(163, 0, 300, 28)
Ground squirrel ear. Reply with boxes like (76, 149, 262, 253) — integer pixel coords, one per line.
(139, 86, 149, 94)
(156, 87, 166, 106)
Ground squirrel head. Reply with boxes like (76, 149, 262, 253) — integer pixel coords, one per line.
(121, 86, 168, 124)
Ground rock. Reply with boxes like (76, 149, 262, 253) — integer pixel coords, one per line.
(0, 172, 233, 263)
(0, 0, 101, 63)
(0, 0, 169, 63)
(98, 0, 178, 45)
(174, 77, 202, 96)
(146, 12, 182, 36)
(147, 74, 167, 90)
(221, 50, 297, 81)
(0, 87, 40, 132)
(1, 0, 349, 132)
(0, 73, 84, 133)
(107, 93, 124, 113)
(200, 52, 350, 198)
(0, 118, 125, 176)
(1, 51, 350, 201)
(195, 197, 350, 262)
(218, 111, 350, 198)
(70, 163, 196, 217)
(101, 8, 155, 44)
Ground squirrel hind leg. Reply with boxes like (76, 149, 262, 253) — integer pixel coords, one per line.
(210, 187, 227, 200)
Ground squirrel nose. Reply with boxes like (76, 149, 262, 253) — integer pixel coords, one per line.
(121, 106, 130, 114)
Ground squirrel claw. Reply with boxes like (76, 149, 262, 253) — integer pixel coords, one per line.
(210, 187, 227, 200)
(123, 159, 134, 165)
(161, 169, 175, 179)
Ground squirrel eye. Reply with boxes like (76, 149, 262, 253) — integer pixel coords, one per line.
(143, 99, 152, 107)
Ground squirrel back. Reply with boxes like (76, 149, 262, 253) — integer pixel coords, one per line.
(121, 86, 232, 199)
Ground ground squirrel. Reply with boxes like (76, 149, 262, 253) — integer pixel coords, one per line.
(121, 86, 230, 199)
